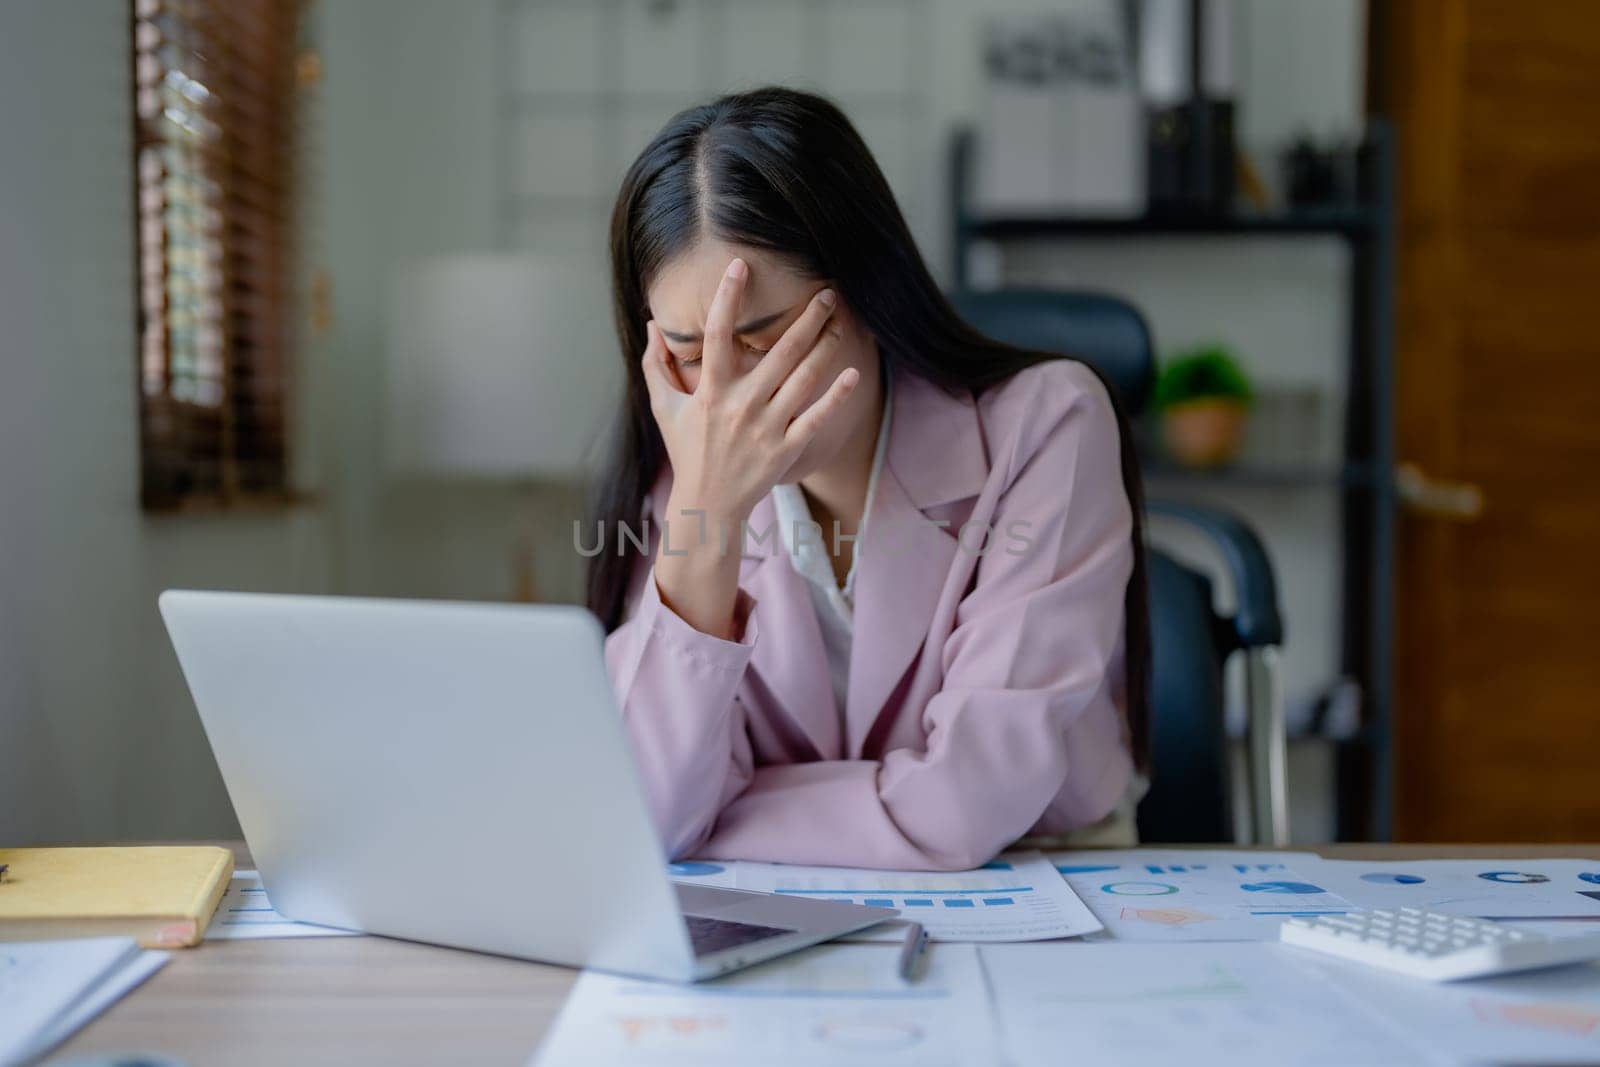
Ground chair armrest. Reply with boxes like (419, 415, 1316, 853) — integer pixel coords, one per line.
(1146, 499, 1284, 650)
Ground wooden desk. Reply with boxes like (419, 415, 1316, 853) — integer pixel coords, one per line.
(50, 843, 1600, 1066)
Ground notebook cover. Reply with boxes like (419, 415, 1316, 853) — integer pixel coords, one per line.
(0, 845, 234, 948)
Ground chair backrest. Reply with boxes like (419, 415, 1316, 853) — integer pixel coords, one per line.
(1138, 554, 1234, 842)
(949, 286, 1231, 842)
(948, 288, 1156, 417)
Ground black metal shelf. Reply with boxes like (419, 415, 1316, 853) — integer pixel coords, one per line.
(965, 208, 1375, 241)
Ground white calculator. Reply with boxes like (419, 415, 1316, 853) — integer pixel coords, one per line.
(1280, 908, 1600, 981)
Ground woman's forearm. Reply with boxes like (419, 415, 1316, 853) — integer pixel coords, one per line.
(651, 492, 745, 640)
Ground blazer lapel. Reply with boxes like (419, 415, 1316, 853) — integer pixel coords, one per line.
(740, 495, 843, 759)
(646, 470, 842, 759)
(844, 372, 989, 756)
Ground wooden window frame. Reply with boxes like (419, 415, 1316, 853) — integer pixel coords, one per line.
(131, 0, 309, 513)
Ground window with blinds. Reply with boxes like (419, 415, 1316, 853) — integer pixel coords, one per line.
(132, 0, 310, 511)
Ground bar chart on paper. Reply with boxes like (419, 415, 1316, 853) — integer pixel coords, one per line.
(733, 851, 1101, 942)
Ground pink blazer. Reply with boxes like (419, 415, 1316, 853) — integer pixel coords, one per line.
(603, 359, 1136, 871)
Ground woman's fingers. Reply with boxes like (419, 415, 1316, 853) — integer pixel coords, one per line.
(640, 320, 685, 419)
(783, 366, 860, 452)
(749, 286, 837, 400)
(768, 320, 844, 420)
(650, 319, 689, 393)
(699, 257, 748, 391)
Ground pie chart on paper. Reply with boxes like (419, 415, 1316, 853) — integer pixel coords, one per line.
(1477, 871, 1550, 884)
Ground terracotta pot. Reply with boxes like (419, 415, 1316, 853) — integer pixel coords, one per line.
(1161, 397, 1249, 468)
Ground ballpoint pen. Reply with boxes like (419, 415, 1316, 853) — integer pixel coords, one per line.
(897, 921, 929, 981)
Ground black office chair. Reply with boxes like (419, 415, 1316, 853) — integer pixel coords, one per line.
(950, 288, 1289, 845)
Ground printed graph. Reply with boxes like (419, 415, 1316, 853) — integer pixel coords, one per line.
(1118, 906, 1219, 926)
(1099, 881, 1180, 897)
(768, 871, 1034, 911)
(738, 852, 1100, 941)
(1469, 998, 1600, 1036)
(1239, 881, 1326, 894)
(1478, 871, 1551, 884)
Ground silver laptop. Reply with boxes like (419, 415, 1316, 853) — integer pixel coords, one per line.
(159, 590, 897, 982)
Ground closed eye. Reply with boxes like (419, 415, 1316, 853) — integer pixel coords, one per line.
(675, 340, 769, 365)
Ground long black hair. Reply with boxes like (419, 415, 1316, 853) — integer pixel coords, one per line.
(586, 87, 1150, 766)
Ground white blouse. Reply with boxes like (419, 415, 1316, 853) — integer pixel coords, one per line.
(769, 371, 894, 720)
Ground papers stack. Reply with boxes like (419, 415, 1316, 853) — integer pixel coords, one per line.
(0, 936, 168, 1066)
(535, 849, 1600, 1066)
(1049, 851, 1600, 943)
(205, 869, 360, 940)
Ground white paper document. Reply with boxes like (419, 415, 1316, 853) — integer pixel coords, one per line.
(1313, 953, 1600, 1066)
(205, 869, 361, 940)
(1294, 857, 1600, 924)
(532, 942, 995, 1067)
(982, 941, 1430, 1066)
(0, 936, 169, 1066)
(1048, 849, 1358, 942)
(731, 850, 1102, 942)
(31, 948, 169, 1057)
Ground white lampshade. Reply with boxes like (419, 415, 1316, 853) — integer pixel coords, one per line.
(384, 253, 620, 480)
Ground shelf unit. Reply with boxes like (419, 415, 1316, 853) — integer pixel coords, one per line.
(949, 124, 1398, 841)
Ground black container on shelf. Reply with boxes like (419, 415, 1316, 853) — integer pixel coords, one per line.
(1145, 102, 1191, 213)
(1187, 96, 1235, 214)
(1146, 97, 1234, 216)
(1283, 131, 1374, 210)
(1141, 0, 1236, 216)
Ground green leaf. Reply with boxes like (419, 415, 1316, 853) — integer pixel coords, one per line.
(1152, 343, 1255, 410)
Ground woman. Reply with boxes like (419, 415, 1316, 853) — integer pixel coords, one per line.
(586, 87, 1149, 871)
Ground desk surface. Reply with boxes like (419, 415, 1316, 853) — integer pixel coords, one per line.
(49, 843, 1600, 1066)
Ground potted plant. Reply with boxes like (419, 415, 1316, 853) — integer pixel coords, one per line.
(1153, 344, 1255, 468)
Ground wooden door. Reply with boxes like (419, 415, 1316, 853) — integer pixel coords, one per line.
(1376, 1, 1600, 840)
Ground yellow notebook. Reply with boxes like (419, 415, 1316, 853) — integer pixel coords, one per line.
(0, 845, 234, 948)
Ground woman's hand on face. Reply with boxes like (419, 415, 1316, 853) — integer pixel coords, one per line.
(641, 256, 860, 533)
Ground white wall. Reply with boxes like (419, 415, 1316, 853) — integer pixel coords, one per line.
(0, 0, 334, 844)
(315, 0, 592, 608)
